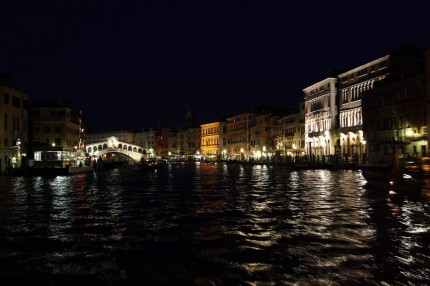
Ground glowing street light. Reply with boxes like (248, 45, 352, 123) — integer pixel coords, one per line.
(222, 149, 227, 159)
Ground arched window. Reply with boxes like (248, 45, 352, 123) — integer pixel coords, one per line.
(358, 110, 362, 125)
(103, 143, 107, 149)
(138, 148, 143, 153)
(133, 147, 137, 152)
(123, 145, 127, 150)
(128, 146, 132, 151)
(98, 145, 102, 151)
(118, 144, 123, 149)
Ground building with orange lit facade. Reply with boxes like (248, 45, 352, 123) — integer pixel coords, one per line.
(362, 46, 430, 164)
(0, 81, 29, 171)
(200, 121, 227, 160)
(226, 112, 254, 160)
(280, 103, 306, 158)
(153, 127, 173, 158)
(249, 113, 272, 159)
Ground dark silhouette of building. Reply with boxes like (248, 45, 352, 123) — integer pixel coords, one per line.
(186, 100, 195, 128)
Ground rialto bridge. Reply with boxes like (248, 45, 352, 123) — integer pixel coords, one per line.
(85, 136, 149, 162)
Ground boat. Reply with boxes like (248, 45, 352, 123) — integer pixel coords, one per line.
(27, 146, 93, 176)
(136, 158, 161, 170)
(93, 160, 128, 171)
(361, 167, 422, 198)
(402, 156, 430, 178)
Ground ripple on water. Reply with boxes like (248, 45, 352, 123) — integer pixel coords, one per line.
(0, 164, 429, 285)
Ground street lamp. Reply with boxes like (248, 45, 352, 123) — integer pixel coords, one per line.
(321, 140, 326, 156)
(292, 143, 297, 162)
(361, 140, 367, 164)
(195, 150, 201, 161)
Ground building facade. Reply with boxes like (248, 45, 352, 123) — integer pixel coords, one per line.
(135, 130, 149, 150)
(186, 126, 201, 160)
(337, 56, 389, 163)
(282, 103, 306, 159)
(200, 121, 227, 160)
(303, 77, 338, 161)
(250, 114, 272, 160)
(154, 127, 173, 158)
(29, 101, 83, 150)
(0, 84, 29, 170)
(226, 112, 254, 160)
(362, 46, 430, 164)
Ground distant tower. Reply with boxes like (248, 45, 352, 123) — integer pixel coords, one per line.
(186, 100, 195, 128)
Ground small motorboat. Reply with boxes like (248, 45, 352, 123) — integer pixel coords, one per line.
(136, 158, 161, 170)
(361, 168, 422, 197)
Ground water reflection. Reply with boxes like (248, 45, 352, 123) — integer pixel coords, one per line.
(0, 164, 429, 285)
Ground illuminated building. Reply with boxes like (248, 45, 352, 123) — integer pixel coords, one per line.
(186, 126, 201, 160)
(154, 127, 173, 158)
(0, 78, 29, 171)
(303, 77, 338, 161)
(135, 130, 149, 150)
(303, 45, 429, 165)
(226, 112, 254, 160)
(134, 127, 173, 158)
(338, 55, 389, 162)
(280, 103, 306, 159)
(200, 121, 227, 161)
(170, 130, 187, 158)
(250, 114, 272, 160)
(29, 101, 83, 151)
(29, 102, 84, 169)
(362, 46, 430, 164)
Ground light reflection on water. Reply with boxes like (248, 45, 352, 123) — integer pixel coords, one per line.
(0, 163, 429, 285)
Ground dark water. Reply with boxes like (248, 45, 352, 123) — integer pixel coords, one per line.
(1, 163, 430, 285)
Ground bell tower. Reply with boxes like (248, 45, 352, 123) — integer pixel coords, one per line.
(186, 100, 195, 128)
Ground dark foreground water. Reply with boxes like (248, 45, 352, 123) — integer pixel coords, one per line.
(1, 163, 430, 285)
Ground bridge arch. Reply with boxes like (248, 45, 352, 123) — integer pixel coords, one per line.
(86, 136, 149, 162)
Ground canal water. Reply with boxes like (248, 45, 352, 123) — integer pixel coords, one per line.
(1, 163, 429, 285)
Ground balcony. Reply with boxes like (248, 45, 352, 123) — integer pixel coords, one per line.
(405, 129, 427, 142)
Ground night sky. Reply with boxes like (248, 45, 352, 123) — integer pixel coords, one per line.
(1, 1, 430, 132)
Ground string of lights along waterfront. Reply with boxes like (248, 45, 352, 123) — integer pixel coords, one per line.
(1, 163, 430, 285)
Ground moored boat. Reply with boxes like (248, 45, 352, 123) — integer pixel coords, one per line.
(136, 158, 161, 170)
(27, 146, 93, 176)
(361, 167, 422, 197)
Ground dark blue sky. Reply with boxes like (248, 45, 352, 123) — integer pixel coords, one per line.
(1, 1, 430, 132)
